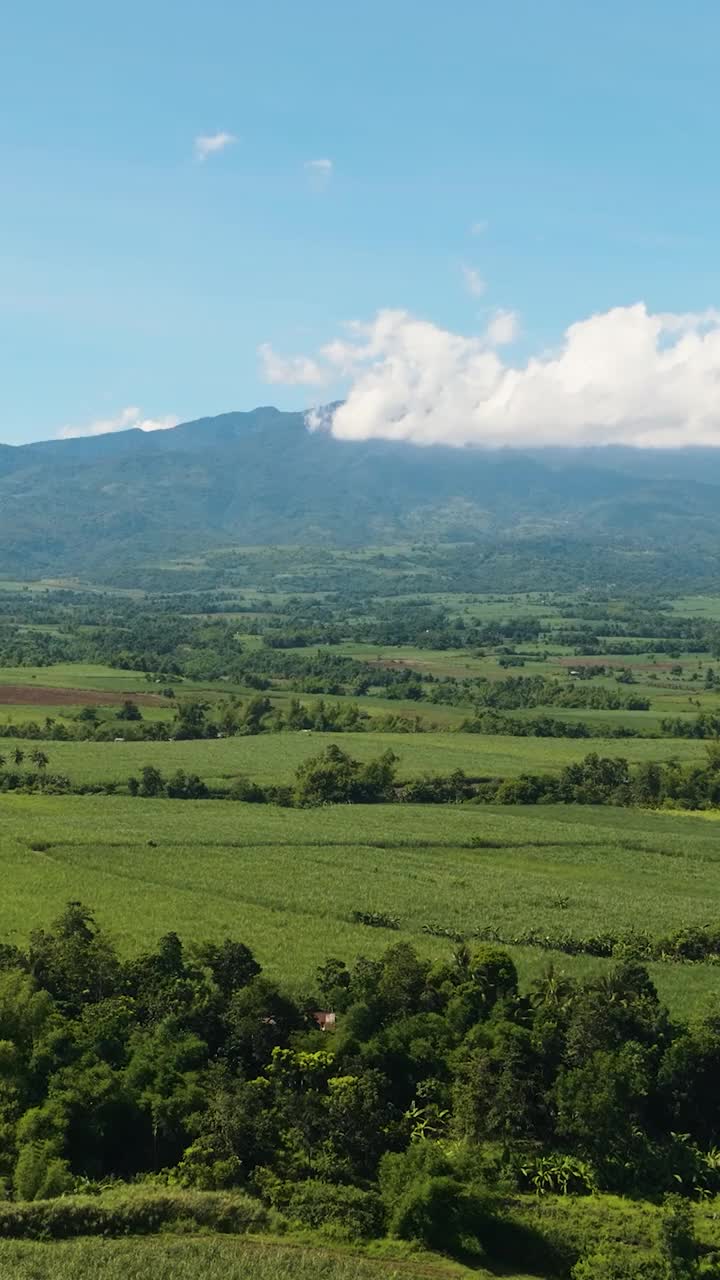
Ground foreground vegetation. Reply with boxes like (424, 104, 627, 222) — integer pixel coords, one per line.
(1, 903, 720, 1277)
(1, 1194, 718, 1279)
(0, 1234, 493, 1280)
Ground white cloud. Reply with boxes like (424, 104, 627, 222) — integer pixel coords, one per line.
(267, 303, 720, 448)
(304, 157, 333, 188)
(485, 309, 520, 347)
(194, 131, 237, 161)
(461, 264, 485, 297)
(59, 407, 180, 439)
(258, 343, 328, 387)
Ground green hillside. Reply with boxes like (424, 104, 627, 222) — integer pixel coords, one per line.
(3, 407, 720, 579)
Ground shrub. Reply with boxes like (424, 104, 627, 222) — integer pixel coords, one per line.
(293, 745, 397, 806)
(282, 1180, 384, 1240)
(379, 1141, 454, 1205)
(379, 1143, 494, 1251)
(516, 1153, 596, 1197)
(351, 910, 400, 931)
(571, 1246, 665, 1278)
(470, 944, 518, 1005)
(171, 1139, 242, 1191)
(228, 776, 268, 803)
(397, 770, 473, 804)
(116, 700, 142, 722)
(388, 1175, 492, 1253)
(0, 1189, 267, 1239)
(659, 1194, 698, 1279)
(12, 1143, 72, 1203)
(165, 770, 208, 800)
(137, 766, 166, 798)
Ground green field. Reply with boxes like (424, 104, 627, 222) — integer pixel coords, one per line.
(0, 663, 157, 691)
(15, 730, 709, 788)
(671, 595, 720, 619)
(0, 599, 718, 1025)
(2, 793, 719, 1016)
(0, 1235, 526, 1280)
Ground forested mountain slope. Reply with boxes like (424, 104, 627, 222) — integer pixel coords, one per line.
(1, 406, 720, 574)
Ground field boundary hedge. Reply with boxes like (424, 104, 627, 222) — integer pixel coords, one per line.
(0, 1190, 268, 1240)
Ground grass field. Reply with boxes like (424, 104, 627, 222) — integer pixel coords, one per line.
(15, 730, 709, 789)
(671, 594, 720, 619)
(0, 1236, 524, 1279)
(0, 663, 158, 691)
(0, 624, 718, 1026)
(1, 794, 719, 1017)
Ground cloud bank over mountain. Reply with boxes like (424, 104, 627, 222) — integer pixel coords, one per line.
(59, 407, 179, 439)
(263, 304, 720, 448)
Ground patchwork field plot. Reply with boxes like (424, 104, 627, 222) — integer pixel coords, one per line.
(1, 794, 718, 1017)
(0, 683, 165, 706)
(0, 663, 156, 691)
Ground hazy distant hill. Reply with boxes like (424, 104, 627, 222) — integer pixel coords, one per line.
(1, 406, 720, 576)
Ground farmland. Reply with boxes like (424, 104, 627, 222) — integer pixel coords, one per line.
(1, 578, 720, 1008)
(1, 792, 719, 1017)
(3, 729, 708, 788)
(2, 567, 720, 1275)
(0, 1235, 498, 1280)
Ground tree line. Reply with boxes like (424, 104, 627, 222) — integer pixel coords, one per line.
(6, 744, 720, 813)
(120, 745, 720, 812)
(0, 699, 430, 744)
(7, 697, 720, 748)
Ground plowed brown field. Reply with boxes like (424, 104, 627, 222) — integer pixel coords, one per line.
(0, 685, 164, 706)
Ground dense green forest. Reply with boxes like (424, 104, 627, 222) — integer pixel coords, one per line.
(4, 409, 720, 585)
(1, 901, 720, 1276)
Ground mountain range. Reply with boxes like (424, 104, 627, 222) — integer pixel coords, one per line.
(2, 406, 720, 577)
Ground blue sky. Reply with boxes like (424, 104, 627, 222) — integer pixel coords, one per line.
(3, 0, 720, 444)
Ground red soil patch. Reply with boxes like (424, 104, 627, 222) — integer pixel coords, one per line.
(0, 685, 165, 707)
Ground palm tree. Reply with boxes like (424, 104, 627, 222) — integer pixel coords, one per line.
(30, 749, 49, 771)
(13, 747, 24, 766)
(530, 963, 575, 1012)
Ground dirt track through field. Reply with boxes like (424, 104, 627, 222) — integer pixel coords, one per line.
(0, 684, 165, 707)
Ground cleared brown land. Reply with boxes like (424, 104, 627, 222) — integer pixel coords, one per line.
(0, 685, 165, 707)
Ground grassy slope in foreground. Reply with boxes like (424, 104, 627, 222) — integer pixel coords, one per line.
(0, 1236, 502, 1280)
(3, 1189, 720, 1280)
(1, 794, 719, 1017)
